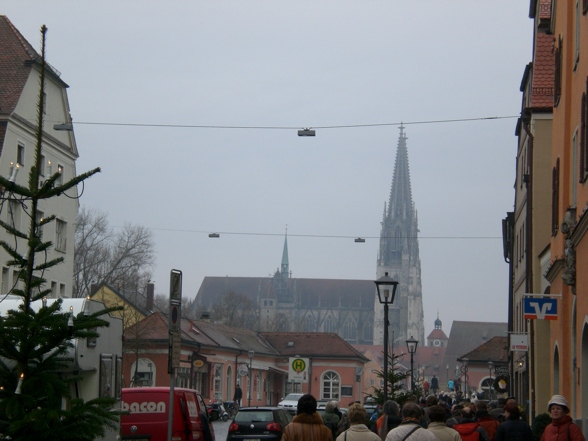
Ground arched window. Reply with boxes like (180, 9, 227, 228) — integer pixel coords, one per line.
(321, 371, 340, 400)
(343, 318, 356, 341)
(277, 314, 289, 332)
(214, 364, 223, 399)
(480, 377, 493, 399)
(131, 358, 155, 387)
(554, 345, 560, 394)
(324, 316, 337, 333)
(226, 366, 233, 401)
(363, 321, 373, 342)
(304, 315, 315, 331)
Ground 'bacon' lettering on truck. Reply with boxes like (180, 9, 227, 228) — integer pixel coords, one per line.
(122, 400, 166, 413)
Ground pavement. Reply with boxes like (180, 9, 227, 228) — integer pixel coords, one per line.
(212, 418, 231, 441)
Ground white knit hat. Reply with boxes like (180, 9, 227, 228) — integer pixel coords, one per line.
(547, 395, 569, 411)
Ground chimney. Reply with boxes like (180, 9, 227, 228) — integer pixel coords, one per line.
(146, 282, 154, 312)
(90, 283, 100, 296)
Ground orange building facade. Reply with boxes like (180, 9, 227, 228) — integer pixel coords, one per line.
(538, 0, 588, 429)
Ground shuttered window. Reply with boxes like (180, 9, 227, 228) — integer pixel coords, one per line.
(552, 158, 560, 235)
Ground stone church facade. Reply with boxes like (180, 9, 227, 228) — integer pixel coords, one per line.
(195, 126, 425, 345)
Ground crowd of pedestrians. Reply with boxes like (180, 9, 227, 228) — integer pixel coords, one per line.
(281, 393, 585, 441)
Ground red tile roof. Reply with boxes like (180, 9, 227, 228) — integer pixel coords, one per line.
(0, 15, 36, 116)
(261, 332, 368, 361)
(530, 31, 554, 109)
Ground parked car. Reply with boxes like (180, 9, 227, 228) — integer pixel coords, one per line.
(227, 407, 292, 441)
(277, 393, 303, 415)
(121, 387, 216, 441)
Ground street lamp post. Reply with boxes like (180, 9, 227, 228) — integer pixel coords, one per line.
(446, 364, 449, 388)
(461, 358, 469, 398)
(374, 273, 399, 404)
(248, 350, 255, 407)
(487, 360, 494, 399)
(406, 336, 418, 395)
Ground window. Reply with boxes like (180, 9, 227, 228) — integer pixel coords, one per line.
(343, 318, 357, 341)
(575, 0, 580, 68)
(363, 321, 373, 342)
(213, 364, 223, 398)
(51, 281, 57, 297)
(256, 371, 261, 400)
(304, 315, 315, 331)
(40, 155, 45, 177)
(59, 283, 65, 297)
(36, 210, 44, 239)
(55, 219, 67, 252)
(57, 164, 64, 185)
(341, 386, 353, 397)
(321, 371, 340, 400)
(552, 158, 560, 235)
(17, 143, 24, 166)
(324, 316, 337, 333)
(554, 36, 562, 107)
(580, 83, 588, 182)
(7, 200, 21, 230)
(1, 268, 8, 294)
(12, 270, 21, 291)
(572, 129, 578, 206)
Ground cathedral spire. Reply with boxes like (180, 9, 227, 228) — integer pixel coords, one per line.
(388, 124, 414, 220)
(281, 228, 289, 277)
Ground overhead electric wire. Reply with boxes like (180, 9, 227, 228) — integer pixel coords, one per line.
(51, 115, 519, 131)
(122, 225, 501, 240)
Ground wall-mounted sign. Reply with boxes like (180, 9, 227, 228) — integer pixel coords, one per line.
(523, 297, 557, 320)
(510, 333, 529, 352)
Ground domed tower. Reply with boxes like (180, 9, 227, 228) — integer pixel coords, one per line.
(426, 312, 448, 348)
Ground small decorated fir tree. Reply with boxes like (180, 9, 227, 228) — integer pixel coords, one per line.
(0, 25, 120, 441)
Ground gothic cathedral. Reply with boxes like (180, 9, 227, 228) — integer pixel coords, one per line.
(373, 126, 425, 347)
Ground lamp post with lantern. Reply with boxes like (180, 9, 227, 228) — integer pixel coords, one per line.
(487, 360, 494, 399)
(374, 272, 399, 403)
(406, 336, 418, 394)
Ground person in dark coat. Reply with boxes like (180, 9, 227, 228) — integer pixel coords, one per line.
(494, 402, 533, 441)
(372, 400, 402, 441)
(233, 384, 243, 406)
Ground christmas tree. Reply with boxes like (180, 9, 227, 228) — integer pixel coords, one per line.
(0, 25, 120, 441)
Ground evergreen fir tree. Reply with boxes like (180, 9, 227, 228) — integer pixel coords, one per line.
(0, 25, 121, 441)
(369, 352, 412, 407)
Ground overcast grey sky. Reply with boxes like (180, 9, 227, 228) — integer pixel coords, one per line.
(4, 1, 533, 337)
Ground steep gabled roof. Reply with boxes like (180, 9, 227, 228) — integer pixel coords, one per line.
(442, 321, 507, 373)
(196, 276, 375, 310)
(261, 332, 369, 361)
(458, 336, 508, 364)
(0, 15, 37, 116)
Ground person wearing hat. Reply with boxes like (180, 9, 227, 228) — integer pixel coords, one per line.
(540, 395, 585, 441)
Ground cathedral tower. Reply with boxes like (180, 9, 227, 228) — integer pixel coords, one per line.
(374, 125, 425, 347)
